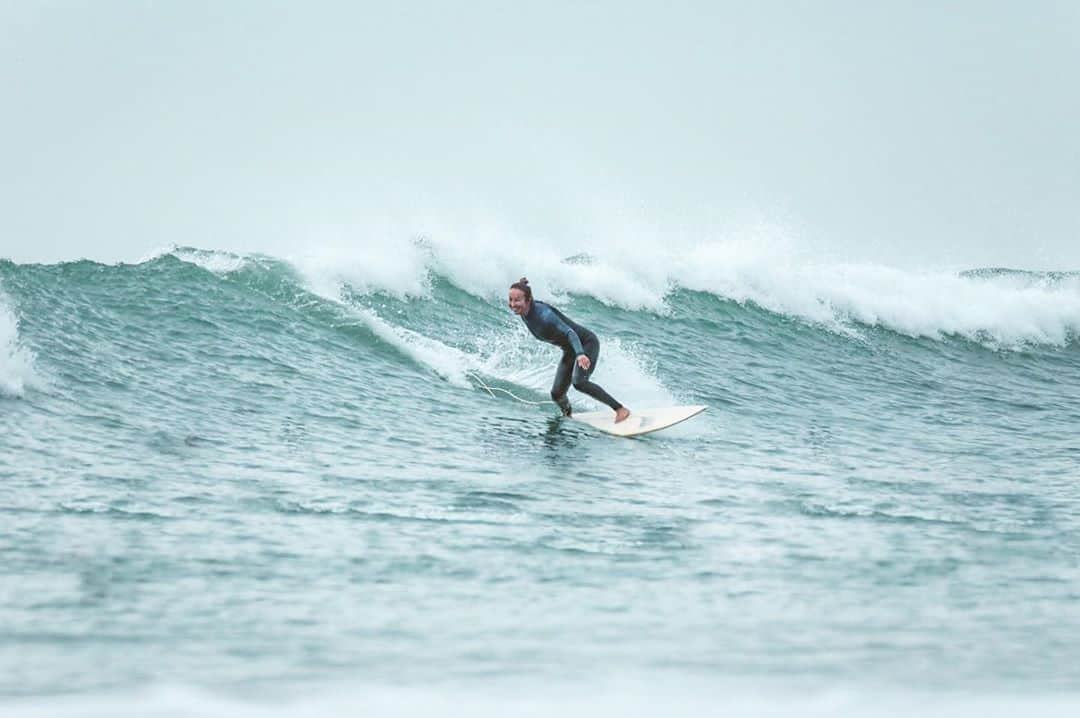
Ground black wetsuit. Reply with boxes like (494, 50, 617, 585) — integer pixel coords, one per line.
(520, 300, 623, 416)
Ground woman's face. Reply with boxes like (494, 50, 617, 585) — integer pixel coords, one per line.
(508, 288, 530, 316)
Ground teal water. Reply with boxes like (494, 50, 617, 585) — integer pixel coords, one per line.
(2, 248, 1080, 714)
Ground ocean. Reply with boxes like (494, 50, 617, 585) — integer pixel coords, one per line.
(2, 240, 1079, 716)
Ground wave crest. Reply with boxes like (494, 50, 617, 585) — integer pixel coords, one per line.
(277, 229, 1080, 348)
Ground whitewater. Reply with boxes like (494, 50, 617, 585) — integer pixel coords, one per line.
(2, 238, 1079, 717)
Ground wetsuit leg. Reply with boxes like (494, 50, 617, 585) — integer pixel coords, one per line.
(571, 337, 623, 411)
(550, 350, 575, 416)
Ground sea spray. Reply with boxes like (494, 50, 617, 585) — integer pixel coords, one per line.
(0, 289, 37, 398)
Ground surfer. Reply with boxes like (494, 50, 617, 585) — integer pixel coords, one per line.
(508, 278, 631, 423)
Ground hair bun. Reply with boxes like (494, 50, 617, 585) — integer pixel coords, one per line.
(518, 277, 529, 285)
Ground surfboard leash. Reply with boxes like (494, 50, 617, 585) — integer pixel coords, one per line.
(466, 371, 555, 407)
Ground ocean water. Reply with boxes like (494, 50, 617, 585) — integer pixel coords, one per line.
(2, 241, 1080, 716)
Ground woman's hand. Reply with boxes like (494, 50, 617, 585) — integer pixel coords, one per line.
(576, 355, 591, 371)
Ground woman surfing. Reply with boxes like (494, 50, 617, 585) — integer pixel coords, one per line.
(508, 278, 631, 423)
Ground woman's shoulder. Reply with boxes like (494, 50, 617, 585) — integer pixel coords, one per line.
(536, 302, 578, 327)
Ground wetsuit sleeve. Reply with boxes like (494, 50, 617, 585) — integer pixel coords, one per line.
(541, 305, 585, 355)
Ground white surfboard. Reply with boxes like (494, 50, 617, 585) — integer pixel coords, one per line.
(571, 405, 706, 437)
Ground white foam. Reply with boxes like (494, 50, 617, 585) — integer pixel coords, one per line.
(133, 246, 248, 274)
(277, 220, 1080, 348)
(285, 232, 676, 406)
(581, 336, 675, 409)
(673, 245, 1080, 347)
(336, 303, 671, 411)
(472, 329, 675, 411)
(272, 218, 674, 311)
(0, 292, 38, 398)
(171, 247, 248, 275)
(289, 230, 433, 300)
(290, 267, 473, 387)
(117, 213, 1080, 351)
(357, 306, 474, 388)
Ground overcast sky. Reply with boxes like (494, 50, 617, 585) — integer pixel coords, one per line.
(2, 1, 1078, 268)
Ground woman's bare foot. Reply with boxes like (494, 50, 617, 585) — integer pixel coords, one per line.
(614, 407, 631, 423)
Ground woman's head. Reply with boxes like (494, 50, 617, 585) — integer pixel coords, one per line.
(508, 277, 532, 315)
